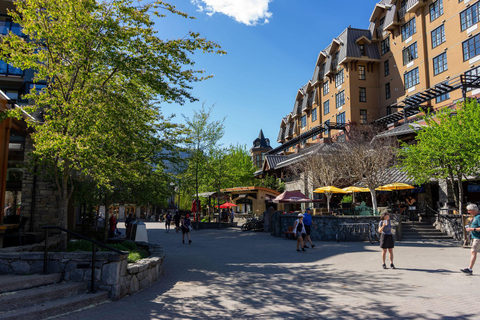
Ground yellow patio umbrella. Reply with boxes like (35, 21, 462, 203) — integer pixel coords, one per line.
(342, 186, 370, 193)
(313, 186, 348, 193)
(342, 186, 370, 203)
(313, 186, 347, 214)
(375, 183, 415, 191)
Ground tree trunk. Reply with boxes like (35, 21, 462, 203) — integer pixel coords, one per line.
(457, 173, 464, 215)
(369, 189, 378, 215)
(326, 193, 331, 213)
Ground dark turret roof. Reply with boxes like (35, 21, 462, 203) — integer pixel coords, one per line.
(252, 129, 272, 150)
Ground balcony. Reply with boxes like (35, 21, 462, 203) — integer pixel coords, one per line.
(376, 23, 384, 37)
(330, 59, 338, 70)
(406, 0, 425, 14)
(398, 7, 407, 20)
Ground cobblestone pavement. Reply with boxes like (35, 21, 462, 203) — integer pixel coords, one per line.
(56, 222, 480, 320)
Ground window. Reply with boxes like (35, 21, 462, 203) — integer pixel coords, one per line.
(385, 82, 391, 99)
(323, 81, 329, 95)
(404, 68, 419, 89)
(359, 44, 366, 55)
(430, 0, 443, 22)
(312, 108, 317, 122)
(29, 83, 47, 94)
(4, 90, 18, 100)
(360, 109, 367, 124)
(336, 112, 346, 124)
(359, 87, 366, 102)
(466, 66, 480, 91)
(0, 18, 24, 36)
(387, 106, 392, 115)
(403, 42, 418, 65)
(433, 52, 448, 75)
(460, 2, 480, 31)
(323, 100, 330, 115)
(359, 65, 366, 80)
(431, 25, 445, 49)
(381, 37, 390, 55)
(0, 60, 24, 76)
(401, 18, 416, 41)
(436, 92, 450, 103)
(335, 69, 344, 87)
(325, 120, 330, 135)
(301, 115, 307, 128)
(384, 59, 389, 76)
(336, 90, 345, 108)
(463, 33, 480, 61)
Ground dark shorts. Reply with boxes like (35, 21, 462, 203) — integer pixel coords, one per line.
(304, 225, 311, 236)
(380, 234, 394, 249)
(182, 226, 190, 234)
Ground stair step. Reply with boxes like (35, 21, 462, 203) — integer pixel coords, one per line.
(400, 222, 455, 241)
(0, 290, 109, 320)
(0, 273, 62, 294)
(403, 235, 453, 240)
(0, 282, 86, 312)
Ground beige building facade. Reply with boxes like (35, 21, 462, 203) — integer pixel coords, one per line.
(275, 0, 480, 155)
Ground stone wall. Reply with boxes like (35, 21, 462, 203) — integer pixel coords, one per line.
(270, 212, 389, 241)
(434, 214, 465, 242)
(20, 136, 62, 232)
(0, 239, 165, 300)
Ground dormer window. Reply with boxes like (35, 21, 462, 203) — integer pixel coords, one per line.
(359, 44, 366, 56)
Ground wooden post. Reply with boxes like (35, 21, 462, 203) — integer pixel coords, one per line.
(0, 95, 11, 225)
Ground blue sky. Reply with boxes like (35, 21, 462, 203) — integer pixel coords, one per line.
(157, 0, 379, 149)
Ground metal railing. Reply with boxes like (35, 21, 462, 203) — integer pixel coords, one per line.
(43, 226, 128, 293)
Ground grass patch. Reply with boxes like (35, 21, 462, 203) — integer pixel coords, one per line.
(67, 239, 148, 263)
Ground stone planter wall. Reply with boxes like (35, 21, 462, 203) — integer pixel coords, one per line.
(0, 240, 165, 300)
(434, 214, 464, 242)
(270, 212, 393, 241)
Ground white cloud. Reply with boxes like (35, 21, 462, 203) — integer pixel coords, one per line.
(191, 0, 272, 26)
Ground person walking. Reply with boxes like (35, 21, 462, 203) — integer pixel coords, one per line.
(461, 204, 480, 275)
(108, 213, 117, 238)
(125, 213, 134, 239)
(302, 208, 316, 249)
(293, 213, 306, 252)
(165, 212, 172, 233)
(181, 214, 192, 244)
(230, 208, 235, 223)
(379, 212, 395, 269)
(174, 210, 181, 233)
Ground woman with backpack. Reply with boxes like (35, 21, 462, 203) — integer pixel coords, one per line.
(293, 213, 306, 252)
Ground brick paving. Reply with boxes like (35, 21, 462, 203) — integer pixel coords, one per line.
(55, 222, 480, 319)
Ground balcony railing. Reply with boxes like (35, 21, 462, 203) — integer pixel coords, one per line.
(398, 7, 406, 20)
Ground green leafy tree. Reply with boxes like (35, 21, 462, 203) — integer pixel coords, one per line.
(222, 144, 256, 188)
(182, 104, 225, 219)
(399, 100, 480, 214)
(256, 173, 285, 192)
(0, 0, 224, 237)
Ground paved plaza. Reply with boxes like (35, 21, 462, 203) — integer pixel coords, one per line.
(56, 222, 480, 319)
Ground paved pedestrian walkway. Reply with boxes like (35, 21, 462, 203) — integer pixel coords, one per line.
(56, 223, 479, 319)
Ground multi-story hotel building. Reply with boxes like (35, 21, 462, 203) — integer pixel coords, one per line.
(272, 0, 480, 156)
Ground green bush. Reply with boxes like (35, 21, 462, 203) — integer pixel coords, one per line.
(67, 239, 94, 252)
(340, 195, 353, 204)
(119, 241, 138, 251)
(67, 239, 148, 263)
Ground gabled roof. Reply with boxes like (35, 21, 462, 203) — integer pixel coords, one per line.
(263, 154, 289, 171)
(374, 123, 425, 138)
(369, 1, 393, 22)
